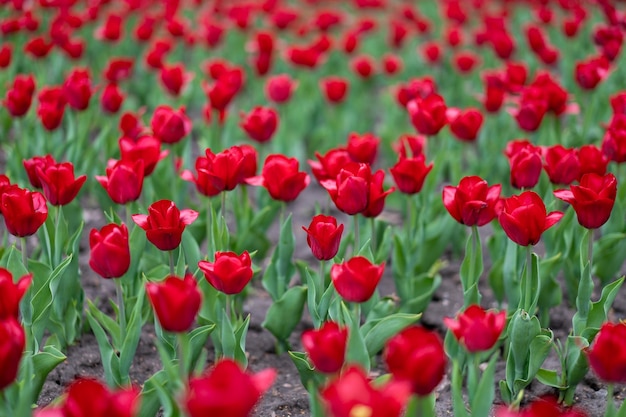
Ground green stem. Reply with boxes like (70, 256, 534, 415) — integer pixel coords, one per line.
(206, 203, 213, 257)
(169, 251, 175, 276)
(125, 204, 132, 227)
(587, 228, 594, 271)
(468, 354, 480, 400)
(523, 246, 532, 312)
(115, 279, 126, 343)
(226, 294, 233, 322)
(353, 215, 360, 256)
(177, 332, 189, 387)
(369, 217, 376, 256)
(21, 237, 28, 269)
(607, 384, 616, 417)
(221, 191, 227, 239)
(352, 302, 361, 326)
(319, 259, 326, 296)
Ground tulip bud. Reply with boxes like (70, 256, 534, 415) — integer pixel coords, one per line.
(0, 268, 32, 320)
(0, 317, 25, 391)
(302, 215, 344, 261)
(330, 256, 384, 303)
(198, 251, 254, 295)
(89, 223, 131, 279)
(444, 305, 507, 352)
(302, 321, 348, 374)
(146, 274, 201, 333)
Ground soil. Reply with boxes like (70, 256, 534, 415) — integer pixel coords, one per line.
(36, 183, 626, 417)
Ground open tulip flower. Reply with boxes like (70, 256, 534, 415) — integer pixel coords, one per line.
(1, 186, 48, 237)
(301, 321, 348, 374)
(0, 268, 32, 320)
(330, 256, 384, 303)
(443, 176, 501, 227)
(246, 154, 309, 202)
(36, 161, 87, 206)
(132, 200, 198, 251)
(146, 274, 202, 333)
(444, 305, 507, 353)
(198, 251, 254, 295)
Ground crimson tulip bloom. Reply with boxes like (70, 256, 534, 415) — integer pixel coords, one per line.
(330, 256, 384, 303)
(104, 58, 134, 83)
(302, 321, 348, 374)
(586, 321, 626, 384)
(602, 115, 626, 163)
(118, 136, 168, 177)
(265, 74, 296, 104)
(302, 215, 344, 261)
(151, 105, 192, 145)
(443, 176, 501, 227)
(444, 305, 506, 352)
(184, 359, 276, 417)
(246, 154, 309, 202)
(351, 55, 376, 79)
(578, 145, 608, 179)
(447, 107, 484, 142)
(57, 378, 140, 417)
(498, 191, 563, 246)
(390, 155, 433, 195)
(554, 173, 617, 230)
(160, 63, 192, 96)
(240, 106, 279, 144)
(198, 251, 253, 295)
(36, 161, 87, 206)
(396, 78, 437, 107)
(0, 268, 32, 320)
(505, 139, 543, 189)
(308, 148, 353, 184)
(393, 134, 426, 159)
(89, 223, 131, 279)
(63, 68, 92, 111)
(542, 145, 580, 185)
(1, 187, 48, 237)
(0, 317, 25, 391)
(384, 326, 446, 396)
(146, 274, 201, 333)
(575, 56, 609, 90)
(23, 154, 56, 189)
(321, 366, 411, 417)
(320, 77, 349, 104)
(101, 83, 124, 114)
(132, 200, 198, 251)
(346, 132, 379, 165)
(182, 146, 252, 196)
(37, 86, 66, 131)
(3, 74, 35, 117)
(0, 44, 10, 68)
(495, 397, 587, 417)
(96, 159, 144, 205)
(407, 94, 447, 136)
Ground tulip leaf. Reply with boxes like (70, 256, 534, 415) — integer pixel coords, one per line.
(362, 313, 421, 357)
(152, 375, 183, 417)
(188, 324, 215, 371)
(262, 214, 295, 301)
(220, 309, 237, 361)
(342, 303, 370, 371)
(86, 299, 121, 346)
(374, 225, 393, 265)
(288, 351, 324, 389)
(452, 360, 470, 417)
(587, 277, 624, 330)
(85, 306, 123, 387)
(593, 233, 626, 284)
(262, 285, 306, 347)
(459, 227, 483, 307)
(175, 246, 186, 277)
(536, 368, 567, 389)
(120, 285, 146, 378)
(234, 314, 251, 367)
(181, 229, 202, 278)
(304, 267, 322, 328)
(399, 273, 441, 315)
(572, 261, 593, 335)
(502, 238, 521, 311)
(470, 355, 498, 417)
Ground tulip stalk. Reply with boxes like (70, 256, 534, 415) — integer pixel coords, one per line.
(523, 246, 533, 312)
(353, 216, 360, 256)
(169, 251, 175, 276)
(20, 237, 27, 269)
(405, 394, 435, 417)
(115, 279, 127, 341)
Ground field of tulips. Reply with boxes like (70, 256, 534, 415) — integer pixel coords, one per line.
(2, 0, 626, 416)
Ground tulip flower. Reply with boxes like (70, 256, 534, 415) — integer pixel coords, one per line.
(390, 155, 433, 195)
(101, 83, 124, 114)
(36, 161, 87, 206)
(586, 321, 626, 384)
(182, 146, 252, 196)
(554, 173, 617, 230)
(301, 321, 348, 374)
(132, 200, 198, 251)
(393, 134, 426, 159)
(578, 145, 608, 179)
(62, 68, 92, 111)
(346, 132, 379, 165)
(351, 55, 376, 79)
(265, 74, 296, 104)
(184, 359, 275, 417)
(89, 223, 131, 279)
(602, 115, 626, 163)
(3, 74, 35, 117)
(198, 251, 254, 295)
(447, 107, 484, 142)
(159, 63, 192, 96)
(240, 106, 279, 144)
(0, 317, 25, 391)
(442, 176, 501, 227)
(542, 145, 580, 185)
(1, 187, 48, 237)
(320, 76, 349, 104)
(96, 159, 145, 205)
(575, 56, 609, 90)
(383, 325, 446, 396)
(444, 305, 506, 352)
(330, 256, 384, 303)
(308, 148, 353, 184)
(146, 274, 201, 333)
(150, 105, 192, 144)
(103, 57, 134, 83)
(396, 78, 437, 107)
(51, 378, 140, 417)
(407, 93, 447, 136)
(0, 268, 31, 321)
(505, 139, 543, 189)
(23, 154, 56, 189)
(118, 136, 168, 177)
(37, 86, 66, 131)
(246, 154, 309, 202)
(302, 215, 344, 261)
(498, 191, 563, 246)
(320, 366, 411, 417)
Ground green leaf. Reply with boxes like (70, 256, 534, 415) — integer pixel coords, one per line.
(459, 228, 483, 306)
(262, 214, 295, 301)
(470, 355, 498, 417)
(374, 226, 393, 265)
(234, 315, 251, 367)
(342, 303, 370, 372)
(188, 324, 215, 370)
(182, 230, 202, 278)
(452, 360, 470, 417)
(536, 368, 567, 389)
(587, 277, 624, 330)
(362, 313, 421, 357)
(220, 310, 236, 361)
(85, 306, 122, 387)
(288, 351, 323, 388)
(119, 286, 146, 378)
(262, 285, 307, 344)
(30, 346, 66, 402)
(573, 261, 594, 335)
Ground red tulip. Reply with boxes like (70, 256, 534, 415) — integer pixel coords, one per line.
(496, 397, 587, 417)
(0, 44, 11, 68)
(182, 146, 251, 196)
(514, 87, 548, 132)
(23, 154, 56, 189)
(96, 159, 144, 205)
(610, 92, 626, 116)
(505, 139, 543, 189)
(447, 107, 484, 142)
(95, 14, 122, 41)
(36, 161, 87, 206)
(384, 326, 446, 396)
(101, 83, 124, 114)
(554, 173, 617, 230)
(602, 115, 626, 163)
(1, 187, 48, 237)
(308, 148, 353, 184)
(586, 322, 626, 384)
(577, 145, 608, 179)
(89, 223, 130, 279)
(104, 57, 134, 83)
(151, 105, 191, 144)
(0, 317, 25, 391)
(60, 378, 140, 417)
(265, 74, 296, 104)
(302, 214, 344, 261)
(132, 200, 198, 251)
(390, 155, 433, 195)
(382, 54, 403, 75)
(146, 274, 201, 333)
(330, 256, 384, 303)
(204, 69, 243, 122)
(346, 132, 379, 165)
(422, 41, 441, 64)
(160, 63, 192, 96)
(320, 77, 348, 104)
(443, 176, 501, 227)
(3, 74, 36, 117)
(532, 73, 568, 116)
(393, 134, 426, 159)
(575, 56, 610, 90)
(444, 305, 506, 352)
(454, 51, 479, 73)
(396, 77, 437, 108)
(321, 162, 371, 215)
(24, 36, 53, 58)
(118, 136, 168, 177)
(407, 94, 447, 136)
(246, 154, 309, 202)
(184, 359, 276, 417)
(0, 268, 32, 320)
(351, 55, 375, 79)
(542, 145, 580, 185)
(198, 251, 253, 295)
(302, 321, 348, 374)
(37, 86, 66, 131)
(498, 191, 563, 246)
(240, 106, 279, 144)
(482, 73, 506, 113)
(63, 68, 92, 111)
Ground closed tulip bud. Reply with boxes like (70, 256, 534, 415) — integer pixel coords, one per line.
(146, 274, 201, 333)
(443, 176, 501, 227)
(160, 63, 192, 96)
(0, 317, 25, 391)
(382, 54, 403, 75)
(498, 191, 563, 246)
(0, 269, 32, 320)
(447, 107, 484, 142)
(362, 170, 394, 218)
(1, 187, 48, 237)
(63, 68, 92, 111)
(554, 173, 617, 229)
(89, 223, 131, 279)
(321, 366, 411, 417)
(575, 56, 609, 90)
(3, 74, 36, 117)
(240, 106, 279, 144)
(96, 159, 144, 205)
(23, 154, 56, 189)
(246, 154, 309, 202)
(60, 378, 140, 417)
(119, 136, 168, 177)
(198, 251, 253, 295)
(302, 215, 344, 261)
(407, 94, 447, 136)
(0, 44, 11, 68)
(346, 132, 379, 165)
(184, 359, 276, 417)
(151, 105, 191, 144)
(422, 41, 441, 64)
(101, 83, 125, 114)
(390, 155, 433, 195)
(444, 305, 506, 352)
(132, 200, 198, 251)
(302, 321, 348, 374)
(36, 161, 87, 206)
(265, 74, 297, 104)
(351, 55, 376, 79)
(320, 76, 349, 104)
(586, 321, 626, 384)
(37, 86, 66, 131)
(454, 51, 479, 73)
(104, 58, 134, 83)
(384, 326, 446, 396)
(505, 139, 543, 189)
(330, 256, 384, 303)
